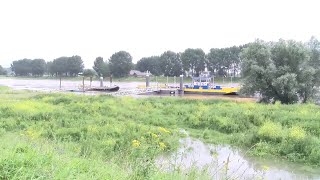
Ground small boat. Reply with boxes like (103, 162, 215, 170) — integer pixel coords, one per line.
(87, 85, 120, 92)
(184, 71, 239, 95)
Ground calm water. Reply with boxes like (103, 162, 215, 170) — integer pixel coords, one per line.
(157, 137, 320, 180)
(0, 79, 255, 101)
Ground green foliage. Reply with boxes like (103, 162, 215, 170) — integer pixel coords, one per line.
(0, 65, 7, 75)
(82, 69, 96, 77)
(258, 121, 283, 141)
(49, 56, 84, 77)
(11, 59, 47, 76)
(109, 51, 133, 77)
(160, 51, 182, 76)
(136, 56, 162, 76)
(1, 88, 320, 178)
(241, 39, 320, 104)
(181, 48, 205, 76)
(31, 59, 46, 76)
(11, 59, 33, 76)
(93, 57, 110, 77)
(207, 46, 243, 77)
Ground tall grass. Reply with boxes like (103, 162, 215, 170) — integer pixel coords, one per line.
(0, 86, 320, 179)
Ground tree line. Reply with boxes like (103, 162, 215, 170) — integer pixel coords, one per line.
(135, 46, 245, 77)
(8, 46, 244, 78)
(4, 37, 320, 104)
(11, 59, 46, 76)
(93, 51, 133, 78)
(9, 56, 84, 77)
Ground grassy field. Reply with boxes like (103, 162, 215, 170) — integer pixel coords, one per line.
(0, 75, 241, 84)
(1, 86, 320, 179)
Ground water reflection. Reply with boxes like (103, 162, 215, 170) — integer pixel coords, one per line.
(157, 137, 320, 180)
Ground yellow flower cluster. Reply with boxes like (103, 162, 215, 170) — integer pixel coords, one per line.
(23, 129, 40, 140)
(258, 121, 282, 139)
(159, 142, 166, 150)
(151, 133, 158, 139)
(159, 127, 170, 134)
(262, 165, 269, 171)
(289, 126, 306, 140)
(87, 125, 98, 134)
(132, 140, 141, 148)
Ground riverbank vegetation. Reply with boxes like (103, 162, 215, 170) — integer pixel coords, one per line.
(241, 38, 320, 104)
(1, 87, 320, 178)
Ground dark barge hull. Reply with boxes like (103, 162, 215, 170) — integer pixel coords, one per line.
(87, 86, 120, 92)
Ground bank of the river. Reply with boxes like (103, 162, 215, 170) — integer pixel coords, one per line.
(0, 86, 319, 179)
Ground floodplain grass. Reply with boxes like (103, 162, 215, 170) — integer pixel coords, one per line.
(0, 86, 320, 179)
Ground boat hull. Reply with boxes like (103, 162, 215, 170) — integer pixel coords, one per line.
(184, 87, 239, 95)
(87, 86, 120, 92)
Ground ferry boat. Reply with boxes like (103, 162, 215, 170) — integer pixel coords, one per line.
(184, 71, 239, 95)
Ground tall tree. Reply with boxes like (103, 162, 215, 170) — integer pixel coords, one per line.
(136, 56, 162, 76)
(93, 57, 110, 77)
(109, 51, 133, 77)
(0, 65, 7, 75)
(46, 61, 54, 76)
(50, 56, 84, 76)
(241, 39, 319, 104)
(181, 48, 206, 76)
(51, 57, 68, 76)
(93, 57, 104, 76)
(301, 36, 320, 102)
(31, 59, 46, 76)
(207, 48, 221, 75)
(228, 46, 242, 76)
(67, 55, 84, 76)
(11, 59, 33, 76)
(160, 51, 182, 76)
(83, 69, 96, 77)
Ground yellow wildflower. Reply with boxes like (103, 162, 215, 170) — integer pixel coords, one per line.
(26, 129, 40, 140)
(132, 140, 141, 148)
(159, 142, 166, 150)
(159, 127, 170, 134)
(151, 133, 158, 139)
(289, 126, 306, 140)
(262, 165, 269, 171)
(87, 125, 98, 134)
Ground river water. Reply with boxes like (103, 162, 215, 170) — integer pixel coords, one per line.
(157, 137, 320, 180)
(0, 78, 140, 91)
(0, 78, 255, 102)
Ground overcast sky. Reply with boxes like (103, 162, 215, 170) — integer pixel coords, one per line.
(0, 0, 319, 68)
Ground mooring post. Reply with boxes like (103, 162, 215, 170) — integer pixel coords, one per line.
(82, 77, 85, 92)
(146, 74, 150, 88)
(100, 77, 103, 87)
(156, 76, 158, 91)
(59, 76, 62, 90)
(212, 76, 215, 87)
(179, 74, 184, 95)
(110, 74, 113, 86)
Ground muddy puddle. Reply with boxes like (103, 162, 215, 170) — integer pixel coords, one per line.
(157, 137, 320, 180)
